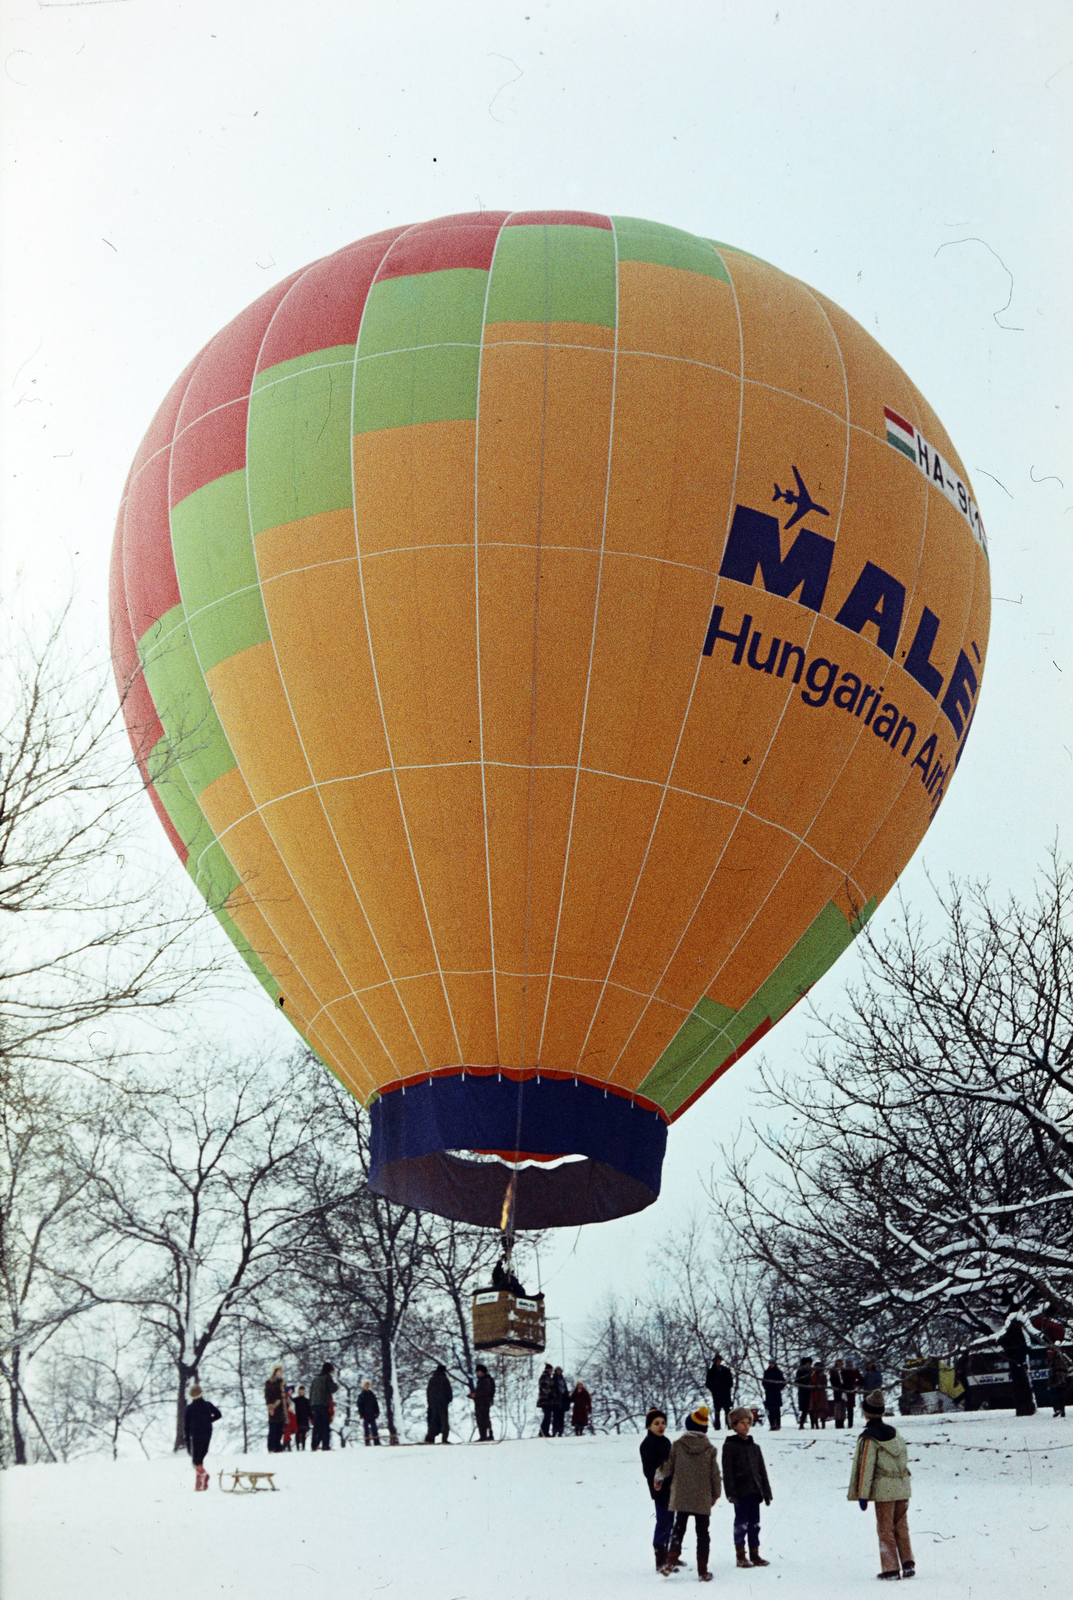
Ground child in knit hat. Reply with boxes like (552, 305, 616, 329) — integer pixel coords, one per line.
(722, 1406, 772, 1569)
(654, 1406, 722, 1581)
(847, 1389, 915, 1581)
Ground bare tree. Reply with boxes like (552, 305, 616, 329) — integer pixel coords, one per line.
(0, 610, 219, 1083)
(57, 1047, 324, 1450)
(715, 854, 1073, 1356)
(0, 1059, 116, 1464)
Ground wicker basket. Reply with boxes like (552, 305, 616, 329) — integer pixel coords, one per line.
(472, 1289, 546, 1355)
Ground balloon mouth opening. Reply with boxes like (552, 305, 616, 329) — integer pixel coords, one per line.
(367, 1073, 667, 1228)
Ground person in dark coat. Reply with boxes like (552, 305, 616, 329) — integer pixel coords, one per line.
(550, 1366, 570, 1436)
(639, 1407, 677, 1571)
(570, 1381, 592, 1435)
(999, 1320, 1037, 1416)
(357, 1379, 381, 1444)
(184, 1384, 222, 1490)
(309, 1362, 337, 1451)
(537, 1364, 556, 1436)
(264, 1364, 286, 1453)
(762, 1361, 785, 1430)
(468, 1364, 495, 1441)
(861, 1357, 882, 1393)
(831, 1358, 848, 1428)
(842, 1359, 861, 1428)
(722, 1406, 773, 1568)
(794, 1357, 813, 1428)
(491, 1259, 527, 1297)
(293, 1384, 311, 1449)
(426, 1363, 453, 1443)
(705, 1353, 733, 1429)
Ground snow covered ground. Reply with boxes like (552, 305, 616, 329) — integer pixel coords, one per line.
(2, 1409, 1070, 1599)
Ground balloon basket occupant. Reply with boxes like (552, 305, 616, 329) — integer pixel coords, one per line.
(472, 1218, 545, 1357)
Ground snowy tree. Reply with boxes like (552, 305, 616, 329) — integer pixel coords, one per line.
(716, 854, 1073, 1356)
(55, 1047, 323, 1451)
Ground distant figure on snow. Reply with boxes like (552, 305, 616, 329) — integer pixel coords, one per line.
(426, 1363, 453, 1443)
(570, 1380, 592, 1435)
(282, 1384, 297, 1450)
(722, 1406, 772, 1568)
(794, 1356, 813, 1429)
(293, 1384, 311, 1450)
(842, 1359, 861, 1428)
(358, 1379, 382, 1444)
(550, 1366, 570, 1436)
(705, 1353, 733, 1430)
(184, 1384, 222, 1490)
(309, 1362, 337, 1451)
(1047, 1343, 1071, 1417)
(861, 1356, 882, 1393)
(537, 1363, 556, 1437)
(808, 1362, 830, 1429)
(468, 1363, 495, 1442)
(653, 1405, 722, 1582)
(762, 1360, 785, 1431)
(848, 1388, 915, 1581)
(264, 1364, 286, 1453)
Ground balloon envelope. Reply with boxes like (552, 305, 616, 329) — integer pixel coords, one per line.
(110, 211, 990, 1227)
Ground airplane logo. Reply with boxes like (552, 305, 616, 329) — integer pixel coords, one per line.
(772, 465, 830, 529)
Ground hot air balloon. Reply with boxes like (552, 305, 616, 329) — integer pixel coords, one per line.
(110, 211, 990, 1233)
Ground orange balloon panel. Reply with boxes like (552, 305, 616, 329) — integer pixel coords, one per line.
(110, 211, 990, 1227)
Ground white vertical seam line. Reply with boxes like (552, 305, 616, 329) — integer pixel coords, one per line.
(347, 224, 466, 1066)
(536, 218, 620, 1064)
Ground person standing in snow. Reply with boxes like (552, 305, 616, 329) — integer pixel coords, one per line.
(570, 1380, 593, 1435)
(705, 1353, 734, 1430)
(1046, 1343, 1070, 1417)
(830, 1358, 848, 1428)
(425, 1363, 453, 1443)
(293, 1384, 311, 1449)
(537, 1363, 556, 1437)
(721, 1406, 772, 1569)
(550, 1366, 570, 1436)
(264, 1364, 286, 1453)
(309, 1361, 338, 1451)
(793, 1357, 813, 1428)
(808, 1362, 830, 1429)
(639, 1407, 678, 1572)
(654, 1405, 723, 1582)
(357, 1379, 382, 1444)
(847, 1389, 915, 1581)
(842, 1358, 861, 1429)
(468, 1364, 495, 1441)
(861, 1355, 882, 1393)
(184, 1384, 222, 1490)
(762, 1360, 785, 1431)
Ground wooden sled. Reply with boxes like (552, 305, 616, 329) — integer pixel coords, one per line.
(218, 1468, 278, 1493)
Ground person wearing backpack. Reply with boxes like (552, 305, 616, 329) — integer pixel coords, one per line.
(847, 1389, 915, 1581)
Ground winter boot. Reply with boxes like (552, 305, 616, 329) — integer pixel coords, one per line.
(736, 1546, 751, 1569)
(901, 1564, 915, 1579)
(655, 1546, 668, 1572)
(697, 1558, 713, 1582)
(364, 1436, 371, 1446)
(659, 1547, 682, 1576)
(749, 1547, 770, 1567)
(876, 1572, 901, 1581)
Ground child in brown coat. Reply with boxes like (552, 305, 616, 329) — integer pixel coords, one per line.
(654, 1405, 723, 1582)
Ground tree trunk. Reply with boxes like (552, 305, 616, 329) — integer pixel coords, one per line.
(9, 1350, 27, 1465)
(174, 1362, 196, 1452)
(380, 1330, 400, 1444)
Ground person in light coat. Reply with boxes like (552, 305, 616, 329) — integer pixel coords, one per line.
(847, 1389, 915, 1581)
(654, 1405, 723, 1582)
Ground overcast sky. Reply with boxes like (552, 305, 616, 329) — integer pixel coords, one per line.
(3, 0, 1071, 1356)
